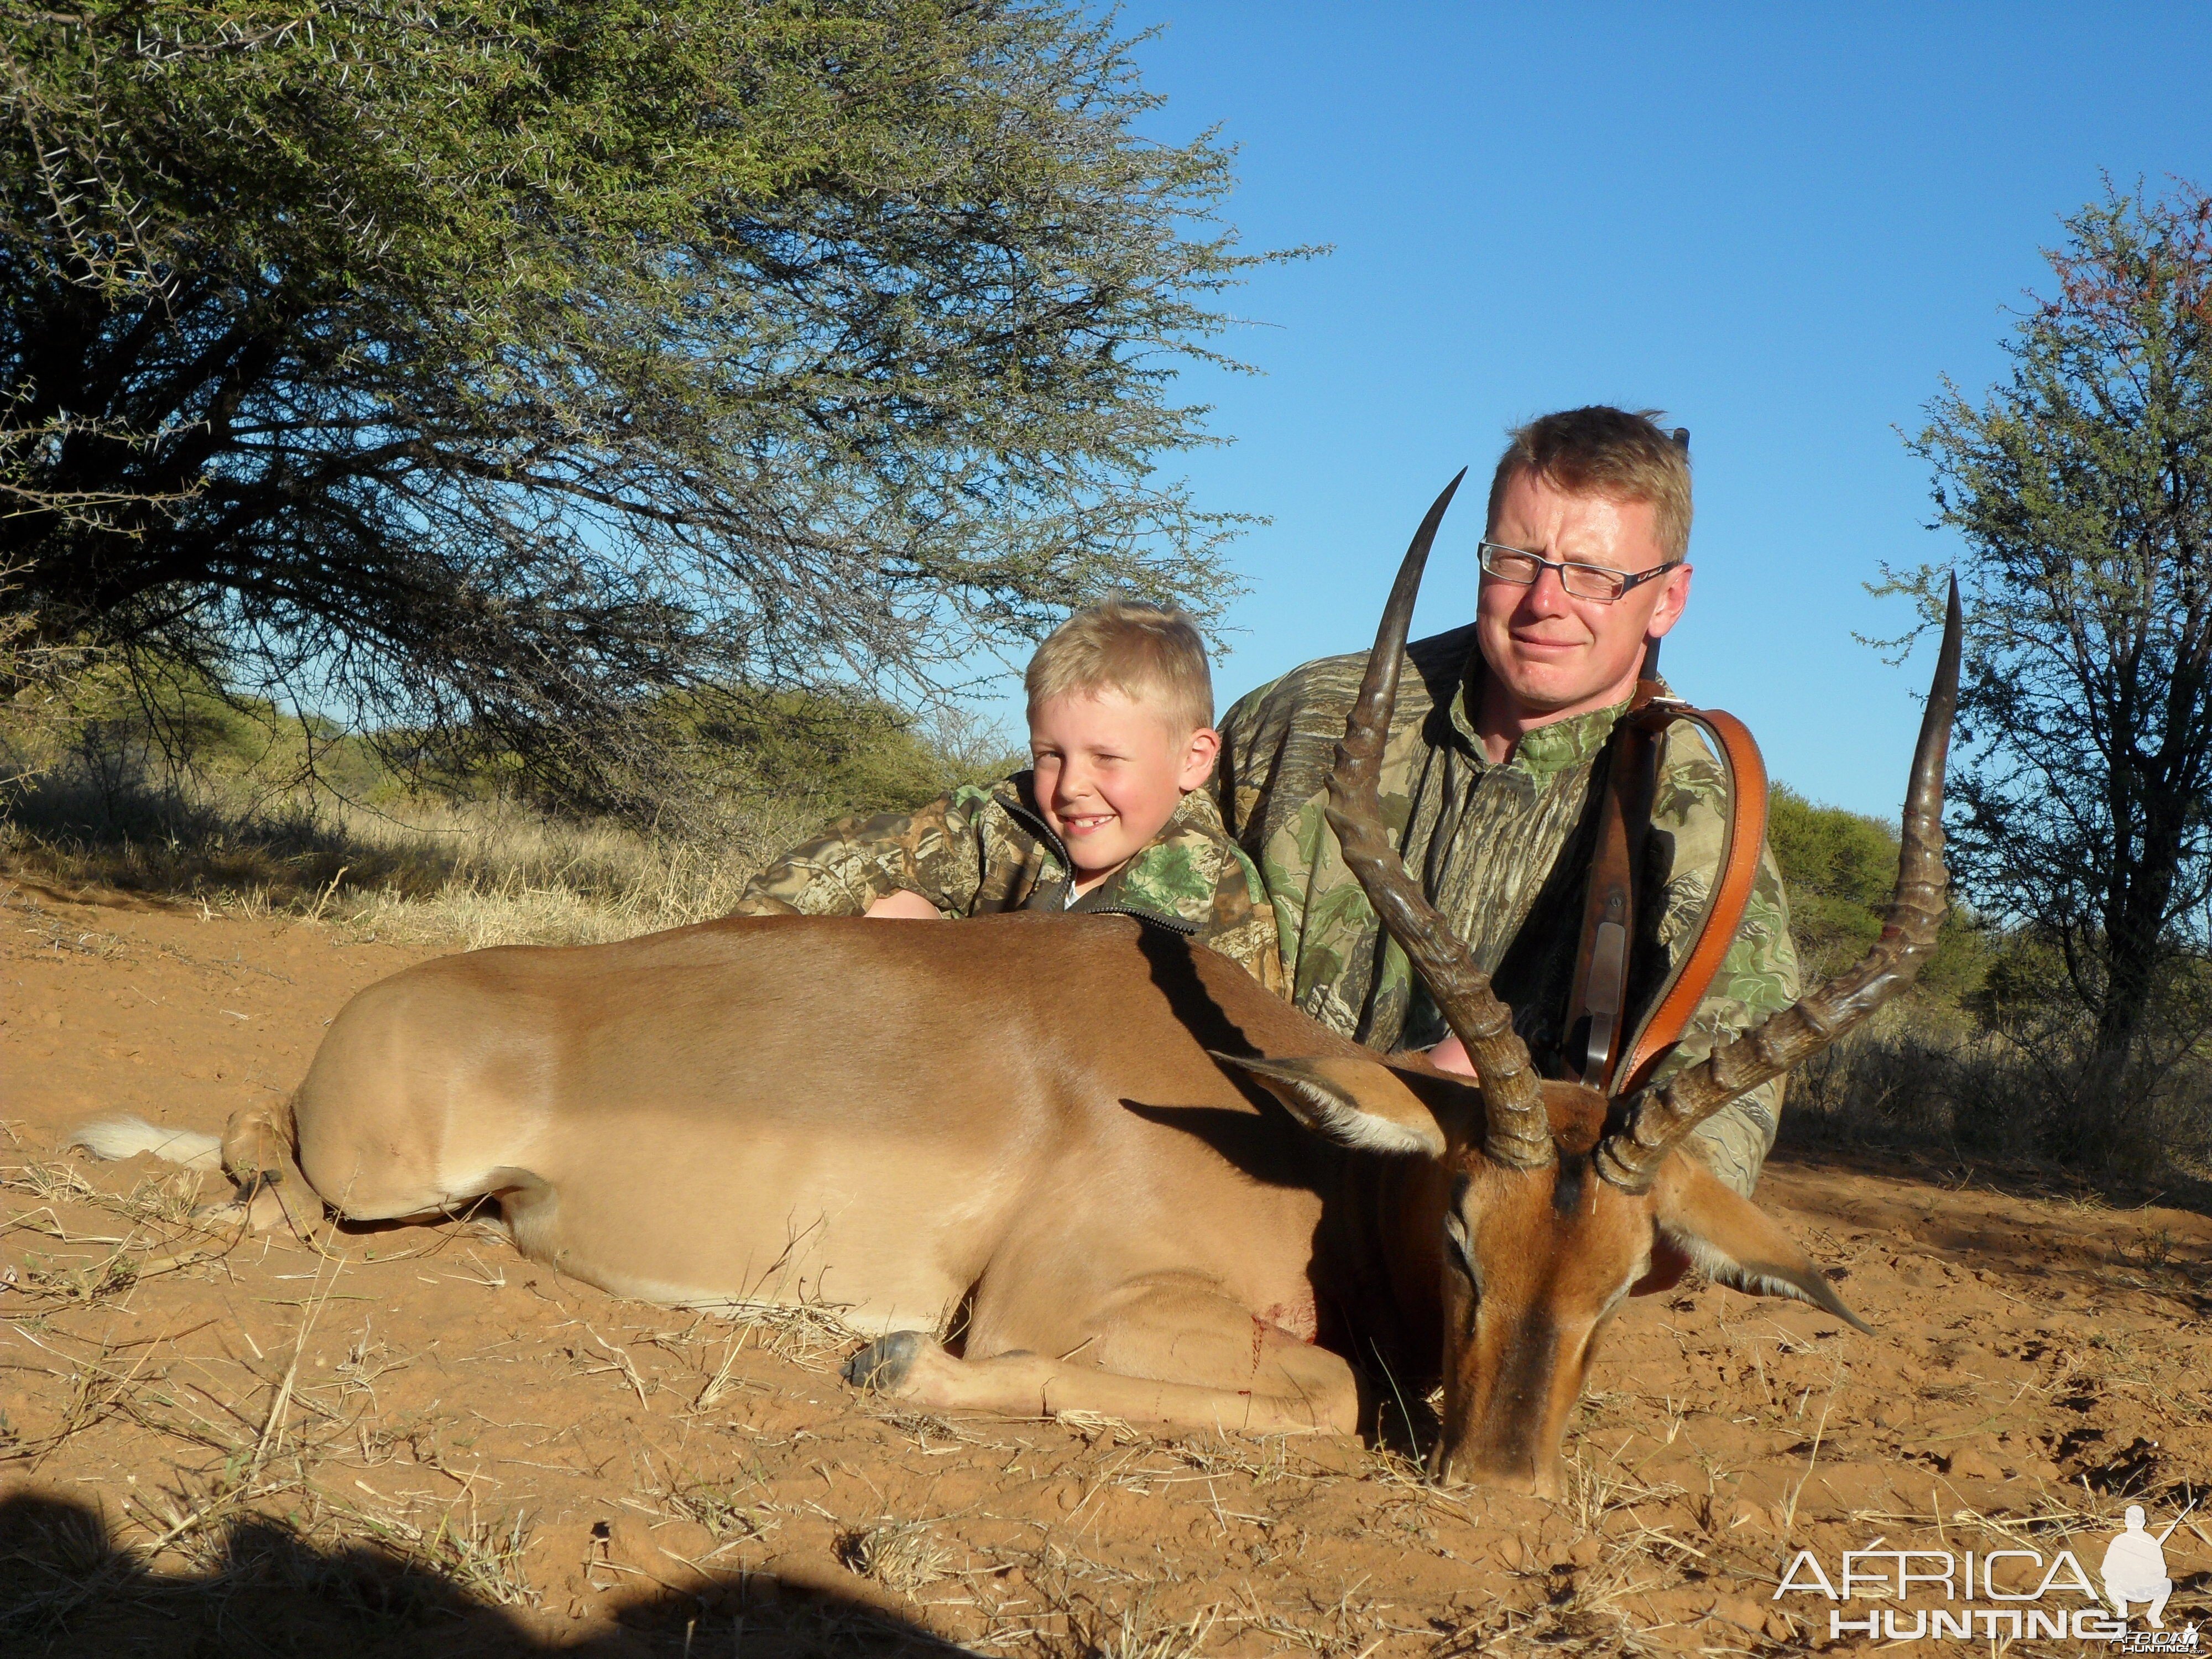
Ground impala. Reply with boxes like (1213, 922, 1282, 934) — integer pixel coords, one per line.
(81, 484, 1960, 1494)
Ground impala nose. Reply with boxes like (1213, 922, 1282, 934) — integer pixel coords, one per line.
(1428, 1434, 1557, 1496)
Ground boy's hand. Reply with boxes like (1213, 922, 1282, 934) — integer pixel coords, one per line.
(864, 890, 944, 920)
(1427, 1034, 1474, 1077)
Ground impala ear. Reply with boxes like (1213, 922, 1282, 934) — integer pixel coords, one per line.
(1209, 1053, 1450, 1157)
(1650, 1155, 1873, 1333)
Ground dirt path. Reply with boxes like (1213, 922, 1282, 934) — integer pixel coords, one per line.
(3, 874, 2208, 1655)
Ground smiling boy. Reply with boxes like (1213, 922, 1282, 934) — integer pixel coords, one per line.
(731, 602, 1285, 993)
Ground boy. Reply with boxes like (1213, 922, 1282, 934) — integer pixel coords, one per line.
(731, 602, 1285, 993)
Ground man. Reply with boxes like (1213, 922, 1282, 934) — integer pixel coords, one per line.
(2101, 1505, 2178, 1628)
(1216, 406, 1798, 1194)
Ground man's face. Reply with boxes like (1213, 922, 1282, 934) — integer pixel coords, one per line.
(1474, 469, 1692, 723)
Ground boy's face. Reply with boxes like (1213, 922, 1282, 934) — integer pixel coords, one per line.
(1029, 689, 1219, 879)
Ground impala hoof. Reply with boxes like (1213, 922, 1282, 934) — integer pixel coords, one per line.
(844, 1330, 931, 1393)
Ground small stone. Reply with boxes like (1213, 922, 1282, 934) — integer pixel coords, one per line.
(1569, 1535, 1602, 1567)
(1946, 1447, 2005, 1482)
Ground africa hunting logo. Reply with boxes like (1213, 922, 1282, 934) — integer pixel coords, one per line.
(1772, 1504, 2200, 1647)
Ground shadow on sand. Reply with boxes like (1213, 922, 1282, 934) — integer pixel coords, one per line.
(0, 1490, 972, 1657)
(1768, 1130, 2212, 1225)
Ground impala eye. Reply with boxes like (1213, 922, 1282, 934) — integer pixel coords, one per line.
(1442, 1212, 1477, 1284)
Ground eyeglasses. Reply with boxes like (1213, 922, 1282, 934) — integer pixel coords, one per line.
(1478, 541, 1683, 604)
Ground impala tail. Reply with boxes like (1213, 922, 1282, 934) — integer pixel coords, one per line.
(69, 1116, 223, 1172)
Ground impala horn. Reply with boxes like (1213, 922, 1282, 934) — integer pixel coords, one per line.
(1594, 576, 1964, 1192)
(1326, 471, 1554, 1171)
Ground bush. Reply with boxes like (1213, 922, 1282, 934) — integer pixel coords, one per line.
(1768, 785, 2210, 1175)
(1767, 784, 1986, 995)
(1782, 996, 2212, 1177)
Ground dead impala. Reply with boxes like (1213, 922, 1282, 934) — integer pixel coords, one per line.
(80, 485, 1960, 1495)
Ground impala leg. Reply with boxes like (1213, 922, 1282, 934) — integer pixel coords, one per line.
(844, 1277, 1360, 1436)
(210, 1097, 315, 1237)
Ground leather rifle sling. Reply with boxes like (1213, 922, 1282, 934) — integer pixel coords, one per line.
(1565, 646, 1665, 1091)
(1563, 424, 1697, 1094)
(1561, 661, 1773, 1096)
(1615, 706, 1769, 1097)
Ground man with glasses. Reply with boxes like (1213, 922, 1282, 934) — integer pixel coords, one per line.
(1215, 405, 1797, 1197)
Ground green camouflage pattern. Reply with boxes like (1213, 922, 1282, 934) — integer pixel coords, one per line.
(1215, 623, 1801, 1196)
(732, 778, 1286, 995)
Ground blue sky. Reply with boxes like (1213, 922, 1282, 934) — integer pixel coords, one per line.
(1000, 4, 2210, 818)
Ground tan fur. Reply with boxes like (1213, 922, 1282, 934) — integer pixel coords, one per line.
(111, 910, 1856, 1489)
(1232, 1066, 1863, 1496)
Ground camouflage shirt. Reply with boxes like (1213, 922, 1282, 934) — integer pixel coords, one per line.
(731, 778, 1287, 995)
(1215, 624, 1801, 1195)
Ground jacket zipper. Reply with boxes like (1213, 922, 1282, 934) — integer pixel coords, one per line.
(992, 793, 1198, 936)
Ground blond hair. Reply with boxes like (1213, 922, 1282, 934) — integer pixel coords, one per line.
(1487, 406, 1693, 561)
(1024, 600, 1214, 732)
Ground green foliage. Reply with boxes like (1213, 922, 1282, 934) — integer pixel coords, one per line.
(3, 625, 1011, 864)
(1767, 784, 1893, 970)
(1, 0, 1277, 819)
(645, 687, 1021, 817)
(1966, 927, 2077, 1030)
(1768, 783, 1984, 997)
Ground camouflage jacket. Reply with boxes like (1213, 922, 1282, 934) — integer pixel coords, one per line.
(1215, 624, 1801, 1195)
(731, 778, 1287, 995)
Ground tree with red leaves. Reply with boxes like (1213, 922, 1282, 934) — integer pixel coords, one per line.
(1900, 179, 2210, 1155)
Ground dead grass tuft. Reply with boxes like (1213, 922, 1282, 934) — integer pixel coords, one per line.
(836, 1519, 954, 1595)
(1055, 1408, 1145, 1447)
(1061, 1596, 1220, 1659)
(704, 1296, 868, 1374)
(664, 1481, 780, 1543)
(349, 1507, 538, 1608)
(3, 1161, 97, 1204)
(114, 1167, 208, 1227)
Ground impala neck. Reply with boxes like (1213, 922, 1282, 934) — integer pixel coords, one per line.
(1308, 1147, 1452, 1391)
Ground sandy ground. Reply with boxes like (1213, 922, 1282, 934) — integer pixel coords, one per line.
(3, 870, 2209, 1656)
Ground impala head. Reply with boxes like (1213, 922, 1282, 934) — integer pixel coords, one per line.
(1223, 473, 1961, 1496)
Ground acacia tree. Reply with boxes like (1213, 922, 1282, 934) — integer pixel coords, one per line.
(1901, 180, 2211, 1082)
(0, 0, 1271, 811)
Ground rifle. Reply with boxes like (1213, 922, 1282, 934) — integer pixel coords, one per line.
(2154, 1498, 2198, 1545)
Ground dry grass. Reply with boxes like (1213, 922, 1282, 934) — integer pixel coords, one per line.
(699, 1296, 873, 1374)
(1785, 999, 2212, 1177)
(7, 784, 816, 948)
(349, 1507, 539, 1608)
(837, 1519, 956, 1595)
(1, 664, 1016, 951)
(324, 797, 815, 948)
(662, 1480, 781, 1544)
(1052, 1593, 1219, 1659)
(3, 1160, 98, 1204)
